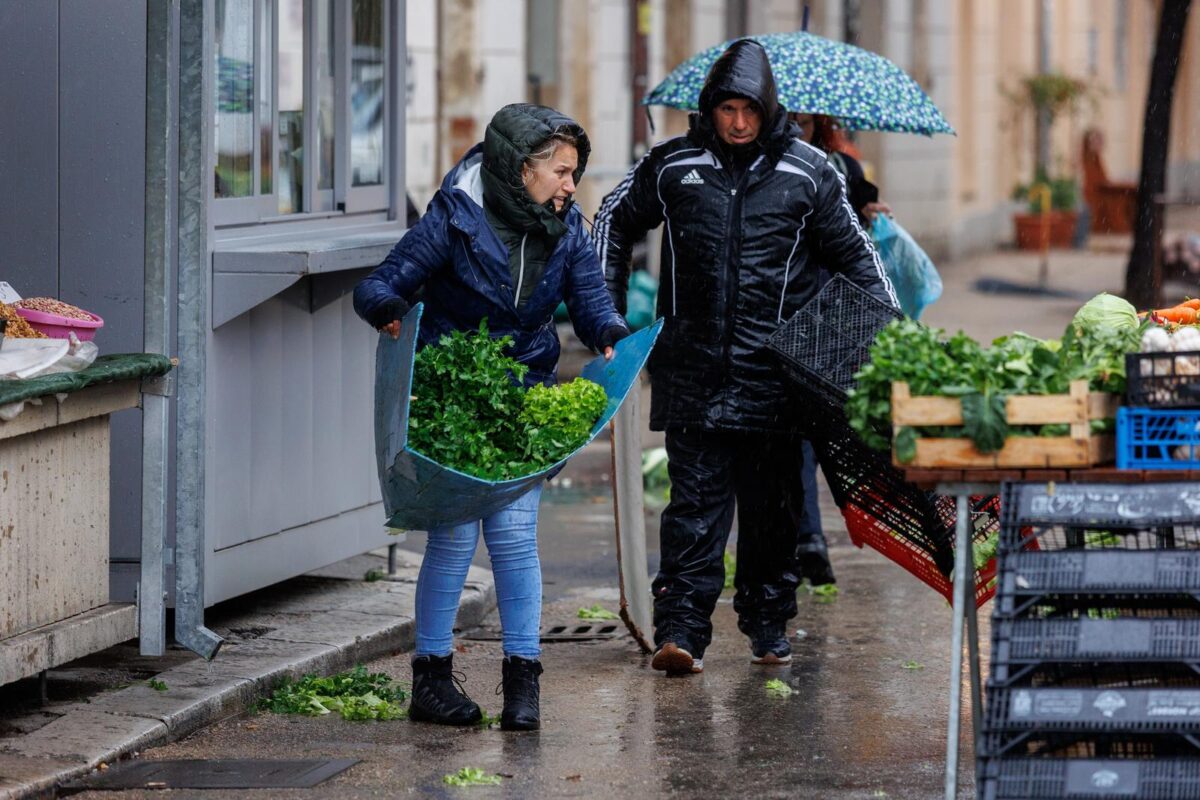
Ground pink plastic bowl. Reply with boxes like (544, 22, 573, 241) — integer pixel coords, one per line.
(15, 306, 104, 342)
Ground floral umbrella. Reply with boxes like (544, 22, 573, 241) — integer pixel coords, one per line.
(644, 31, 955, 136)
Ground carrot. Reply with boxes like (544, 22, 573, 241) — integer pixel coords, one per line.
(1181, 299, 1200, 310)
(1155, 306, 1199, 324)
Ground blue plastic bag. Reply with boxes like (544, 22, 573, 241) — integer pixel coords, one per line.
(870, 215, 943, 320)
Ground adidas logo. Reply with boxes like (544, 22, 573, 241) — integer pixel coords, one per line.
(680, 169, 705, 185)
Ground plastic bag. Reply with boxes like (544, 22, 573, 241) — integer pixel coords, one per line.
(870, 215, 943, 320)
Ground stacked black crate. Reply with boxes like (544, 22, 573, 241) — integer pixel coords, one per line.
(979, 481, 1200, 799)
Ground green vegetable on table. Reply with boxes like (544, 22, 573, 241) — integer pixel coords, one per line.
(407, 321, 607, 480)
(846, 293, 1141, 459)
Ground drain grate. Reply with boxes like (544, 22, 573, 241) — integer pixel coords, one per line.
(62, 758, 359, 791)
(464, 622, 621, 642)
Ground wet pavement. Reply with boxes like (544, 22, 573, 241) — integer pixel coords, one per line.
(67, 464, 977, 800)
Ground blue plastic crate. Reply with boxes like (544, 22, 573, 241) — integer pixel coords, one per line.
(1117, 407, 1200, 469)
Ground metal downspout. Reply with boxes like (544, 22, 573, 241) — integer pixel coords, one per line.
(387, 0, 406, 221)
(174, 0, 222, 660)
(139, 0, 178, 657)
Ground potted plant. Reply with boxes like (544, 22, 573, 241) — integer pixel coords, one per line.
(1002, 73, 1093, 250)
(1012, 173, 1080, 249)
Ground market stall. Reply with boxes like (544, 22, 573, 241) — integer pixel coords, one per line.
(769, 279, 1200, 799)
(0, 351, 172, 687)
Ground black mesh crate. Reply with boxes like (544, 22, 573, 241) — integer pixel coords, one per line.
(996, 550, 1200, 618)
(810, 416, 1002, 584)
(766, 273, 902, 408)
(979, 757, 1200, 799)
(983, 684, 1200, 759)
(990, 614, 1200, 687)
(998, 482, 1200, 555)
(1126, 351, 1200, 409)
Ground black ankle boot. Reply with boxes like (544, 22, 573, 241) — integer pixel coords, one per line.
(409, 654, 482, 726)
(499, 656, 543, 731)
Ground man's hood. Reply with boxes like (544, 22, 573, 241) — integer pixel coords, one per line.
(691, 38, 791, 157)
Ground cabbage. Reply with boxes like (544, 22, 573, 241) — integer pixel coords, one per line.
(1071, 293, 1138, 332)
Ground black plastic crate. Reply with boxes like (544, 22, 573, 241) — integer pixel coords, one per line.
(1127, 351, 1200, 409)
(979, 758, 1200, 799)
(995, 550, 1200, 617)
(810, 417, 1001, 580)
(983, 685, 1200, 758)
(767, 273, 902, 408)
(999, 482, 1200, 554)
(990, 615, 1200, 687)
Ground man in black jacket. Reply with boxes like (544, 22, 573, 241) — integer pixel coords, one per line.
(595, 39, 897, 674)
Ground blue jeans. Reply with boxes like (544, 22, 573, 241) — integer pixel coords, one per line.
(415, 485, 543, 659)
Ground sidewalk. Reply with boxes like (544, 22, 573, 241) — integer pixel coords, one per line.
(0, 550, 495, 799)
(0, 243, 1137, 798)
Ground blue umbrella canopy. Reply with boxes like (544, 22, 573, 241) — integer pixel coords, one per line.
(644, 31, 954, 136)
(374, 305, 662, 530)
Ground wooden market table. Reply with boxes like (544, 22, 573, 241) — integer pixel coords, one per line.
(899, 466, 1199, 800)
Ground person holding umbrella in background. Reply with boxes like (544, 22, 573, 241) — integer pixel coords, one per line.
(594, 39, 898, 675)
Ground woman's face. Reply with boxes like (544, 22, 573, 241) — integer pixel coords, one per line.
(522, 143, 579, 213)
(793, 113, 815, 144)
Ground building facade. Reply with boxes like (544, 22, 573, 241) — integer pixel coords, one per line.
(406, 0, 1200, 260)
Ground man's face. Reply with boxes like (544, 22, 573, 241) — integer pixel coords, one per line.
(712, 98, 762, 146)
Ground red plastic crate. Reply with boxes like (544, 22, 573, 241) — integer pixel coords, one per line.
(842, 501, 999, 608)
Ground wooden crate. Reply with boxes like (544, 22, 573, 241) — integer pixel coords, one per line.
(890, 380, 1120, 468)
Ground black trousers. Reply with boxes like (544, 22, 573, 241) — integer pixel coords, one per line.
(653, 428, 805, 657)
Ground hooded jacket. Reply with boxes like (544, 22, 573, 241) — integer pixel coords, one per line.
(353, 105, 625, 386)
(481, 103, 591, 308)
(594, 39, 898, 433)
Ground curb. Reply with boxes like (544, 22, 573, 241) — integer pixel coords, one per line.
(0, 558, 496, 799)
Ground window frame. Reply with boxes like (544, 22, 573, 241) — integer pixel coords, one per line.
(211, 0, 391, 228)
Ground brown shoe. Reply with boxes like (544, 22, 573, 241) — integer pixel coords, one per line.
(651, 642, 704, 674)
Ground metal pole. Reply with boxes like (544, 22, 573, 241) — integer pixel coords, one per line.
(387, 0, 406, 221)
(965, 573, 984, 784)
(387, 543, 399, 577)
(139, 0, 177, 658)
(1036, 0, 1052, 176)
(611, 386, 653, 653)
(174, 0, 221, 660)
(944, 492, 971, 800)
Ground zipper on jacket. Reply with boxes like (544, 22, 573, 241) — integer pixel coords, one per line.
(514, 233, 528, 309)
(719, 173, 750, 384)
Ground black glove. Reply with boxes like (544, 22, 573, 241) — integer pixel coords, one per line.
(598, 324, 631, 351)
(367, 297, 410, 330)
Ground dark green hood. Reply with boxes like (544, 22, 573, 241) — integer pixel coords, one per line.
(481, 103, 591, 238)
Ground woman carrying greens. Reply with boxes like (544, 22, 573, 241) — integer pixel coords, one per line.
(353, 104, 628, 731)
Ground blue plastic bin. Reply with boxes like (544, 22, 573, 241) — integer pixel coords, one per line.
(1116, 406, 1200, 470)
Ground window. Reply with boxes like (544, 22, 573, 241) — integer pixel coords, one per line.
(213, 0, 389, 226)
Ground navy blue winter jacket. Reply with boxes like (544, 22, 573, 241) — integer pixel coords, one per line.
(353, 144, 626, 386)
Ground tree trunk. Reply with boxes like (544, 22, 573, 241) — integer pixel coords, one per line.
(1124, 0, 1193, 308)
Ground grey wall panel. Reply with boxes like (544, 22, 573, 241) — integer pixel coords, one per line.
(59, 0, 148, 564)
(247, 299, 285, 540)
(339, 300, 372, 510)
(0, 4, 59, 297)
(210, 313, 254, 550)
(209, 293, 377, 554)
(279, 300, 316, 532)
